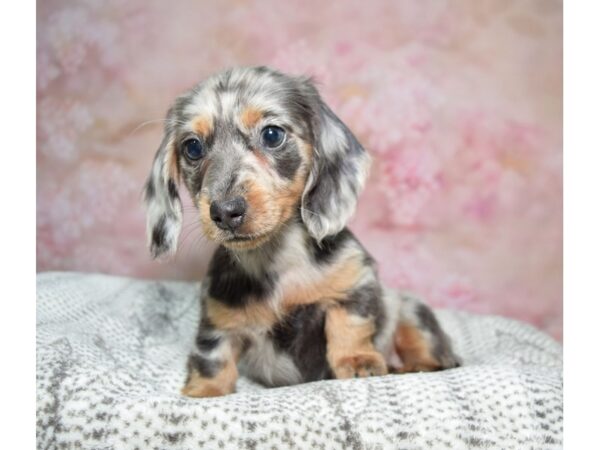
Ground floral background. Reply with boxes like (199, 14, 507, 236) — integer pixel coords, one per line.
(37, 0, 563, 340)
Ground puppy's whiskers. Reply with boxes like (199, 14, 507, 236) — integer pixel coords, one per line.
(128, 118, 189, 139)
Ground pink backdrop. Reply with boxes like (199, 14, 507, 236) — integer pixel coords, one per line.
(37, 0, 563, 340)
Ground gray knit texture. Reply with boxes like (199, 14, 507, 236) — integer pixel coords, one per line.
(37, 272, 563, 449)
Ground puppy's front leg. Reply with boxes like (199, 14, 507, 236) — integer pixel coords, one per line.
(181, 328, 240, 398)
(325, 305, 388, 379)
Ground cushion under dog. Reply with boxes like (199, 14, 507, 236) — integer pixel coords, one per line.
(36, 272, 563, 449)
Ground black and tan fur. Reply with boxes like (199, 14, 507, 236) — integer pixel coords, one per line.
(143, 66, 460, 397)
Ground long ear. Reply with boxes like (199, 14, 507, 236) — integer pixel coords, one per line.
(300, 85, 371, 242)
(143, 110, 182, 258)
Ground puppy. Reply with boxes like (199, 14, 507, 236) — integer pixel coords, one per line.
(144, 66, 459, 397)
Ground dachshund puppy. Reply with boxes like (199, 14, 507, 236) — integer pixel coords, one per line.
(144, 66, 460, 397)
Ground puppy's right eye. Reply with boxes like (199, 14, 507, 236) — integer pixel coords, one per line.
(183, 139, 204, 160)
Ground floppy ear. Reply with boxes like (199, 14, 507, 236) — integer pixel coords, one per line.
(143, 110, 183, 258)
(300, 85, 371, 242)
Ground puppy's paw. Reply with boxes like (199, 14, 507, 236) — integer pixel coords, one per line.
(332, 352, 388, 379)
(181, 381, 230, 398)
(181, 368, 236, 398)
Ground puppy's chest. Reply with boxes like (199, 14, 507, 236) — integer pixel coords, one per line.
(207, 266, 328, 331)
(206, 239, 366, 332)
(210, 250, 323, 306)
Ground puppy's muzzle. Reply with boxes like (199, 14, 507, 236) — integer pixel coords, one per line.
(209, 196, 247, 232)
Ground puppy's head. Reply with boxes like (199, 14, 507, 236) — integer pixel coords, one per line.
(144, 66, 370, 257)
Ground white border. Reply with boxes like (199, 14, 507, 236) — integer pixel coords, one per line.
(0, 0, 36, 446)
(564, 0, 600, 447)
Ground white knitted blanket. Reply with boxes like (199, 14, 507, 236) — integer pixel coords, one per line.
(36, 272, 563, 449)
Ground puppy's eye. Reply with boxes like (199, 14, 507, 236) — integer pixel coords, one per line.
(261, 126, 286, 149)
(183, 138, 204, 160)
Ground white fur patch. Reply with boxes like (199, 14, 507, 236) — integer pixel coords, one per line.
(238, 330, 303, 387)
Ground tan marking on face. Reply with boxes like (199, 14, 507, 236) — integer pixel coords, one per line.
(181, 357, 238, 398)
(192, 115, 213, 137)
(228, 165, 308, 250)
(242, 179, 273, 233)
(205, 297, 278, 330)
(198, 194, 218, 241)
(393, 323, 441, 373)
(273, 139, 313, 224)
(325, 307, 387, 378)
(274, 171, 306, 224)
(240, 107, 263, 129)
(241, 139, 312, 240)
(281, 255, 363, 309)
(217, 176, 292, 250)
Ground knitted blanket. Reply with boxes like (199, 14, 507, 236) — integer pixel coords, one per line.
(36, 272, 563, 449)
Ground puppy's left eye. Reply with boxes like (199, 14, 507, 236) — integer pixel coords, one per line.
(261, 126, 286, 149)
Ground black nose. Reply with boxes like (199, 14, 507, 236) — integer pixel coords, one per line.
(209, 197, 247, 231)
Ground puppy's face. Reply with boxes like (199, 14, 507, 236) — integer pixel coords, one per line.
(174, 70, 314, 249)
(145, 67, 370, 257)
